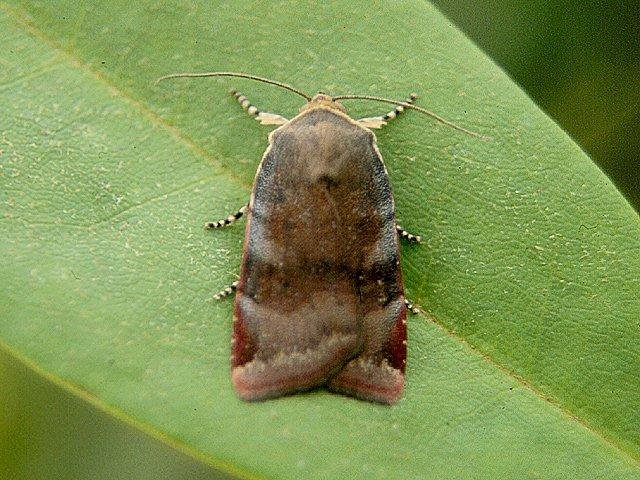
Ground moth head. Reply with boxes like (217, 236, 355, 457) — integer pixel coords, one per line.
(301, 93, 347, 113)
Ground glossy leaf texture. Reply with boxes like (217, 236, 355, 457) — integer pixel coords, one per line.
(1, 1, 639, 479)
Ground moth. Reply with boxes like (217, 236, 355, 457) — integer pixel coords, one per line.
(157, 72, 477, 404)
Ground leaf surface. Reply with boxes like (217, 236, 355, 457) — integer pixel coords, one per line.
(1, 1, 639, 478)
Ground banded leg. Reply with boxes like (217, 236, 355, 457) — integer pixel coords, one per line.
(205, 204, 248, 229)
(214, 280, 239, 300)
(396, 224, 422, 243)
(230, 90, 289, 125)
(405, 298, 420, 315)
(357, 93, 418, 129)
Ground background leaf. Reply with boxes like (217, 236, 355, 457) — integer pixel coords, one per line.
(1, 1, 639, 479)
(432, 0, 640, 212)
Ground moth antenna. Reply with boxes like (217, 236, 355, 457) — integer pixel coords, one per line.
(332, 94, 482, 138)
(155, 71, 312, 101)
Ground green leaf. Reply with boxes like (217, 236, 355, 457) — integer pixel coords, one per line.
(1, 1, 639, 479)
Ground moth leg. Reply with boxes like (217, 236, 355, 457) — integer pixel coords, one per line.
(214, 280, 239, 300)
(396, 224, 422, 244)
(405, 298, 420, 315)
(205, 204, 248, 229)
(230, 89, 289, 125)
(357, 93, 418, 129)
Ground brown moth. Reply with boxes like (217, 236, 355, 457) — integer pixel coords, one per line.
(157, 72, 477, 404)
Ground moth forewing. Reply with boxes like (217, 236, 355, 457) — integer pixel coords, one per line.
(231, 106, 407, 404)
